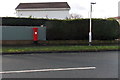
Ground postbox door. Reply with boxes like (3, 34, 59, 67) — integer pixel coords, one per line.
(33, 28, 38, 41)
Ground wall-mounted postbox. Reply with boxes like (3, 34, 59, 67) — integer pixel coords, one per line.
(32, 28, 38, 41)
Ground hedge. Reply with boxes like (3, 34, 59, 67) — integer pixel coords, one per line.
(2, 17, 47, 26)
(1, 17, 120, 40)
(46, 19, 120, 40)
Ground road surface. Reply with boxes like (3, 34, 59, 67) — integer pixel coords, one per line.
(1, 51, 119, 78)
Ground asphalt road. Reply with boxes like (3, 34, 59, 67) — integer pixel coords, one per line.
(1, 51, 119, 78)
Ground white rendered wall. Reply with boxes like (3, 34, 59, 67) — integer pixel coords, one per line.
(16, 10, 70, 19)
(118, 1, 120, 17)
(117, 2, 120, 24)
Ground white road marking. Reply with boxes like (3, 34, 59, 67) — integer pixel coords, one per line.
(0, 67, 96, 74)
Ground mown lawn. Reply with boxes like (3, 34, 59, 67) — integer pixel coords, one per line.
(2, 45, 119, 53)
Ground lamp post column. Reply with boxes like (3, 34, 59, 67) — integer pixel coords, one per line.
(89, 2, 96, 46)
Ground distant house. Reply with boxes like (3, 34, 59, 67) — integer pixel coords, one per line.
(118, 1, 120, 17)
(115, 1, 120, 24)
(15, 2, 70, 19)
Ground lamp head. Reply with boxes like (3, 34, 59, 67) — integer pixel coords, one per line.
(91, 2, 96, 4)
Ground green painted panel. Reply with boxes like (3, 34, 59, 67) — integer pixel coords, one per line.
(1, 26, 46, 40)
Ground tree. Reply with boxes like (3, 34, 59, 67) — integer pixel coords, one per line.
(68, 13, 82, 19)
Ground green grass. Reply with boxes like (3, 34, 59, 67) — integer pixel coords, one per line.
(2, 45, 119, 53)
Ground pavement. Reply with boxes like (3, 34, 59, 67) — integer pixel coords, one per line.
(1, 51, 119, 79)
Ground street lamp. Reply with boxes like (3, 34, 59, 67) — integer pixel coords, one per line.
(89, 2, 96, 46)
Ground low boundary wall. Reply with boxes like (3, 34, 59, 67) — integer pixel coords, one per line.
(1, 26, 46, 45)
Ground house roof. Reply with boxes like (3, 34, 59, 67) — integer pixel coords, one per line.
(114, 17, 120, 19)
(16, 2, 70, 9)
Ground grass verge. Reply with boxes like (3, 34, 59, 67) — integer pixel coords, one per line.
(2, 45, 119, 53)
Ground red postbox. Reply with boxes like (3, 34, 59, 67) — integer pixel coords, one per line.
(32, 28, 38, 41)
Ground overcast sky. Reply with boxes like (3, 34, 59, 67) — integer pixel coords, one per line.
(0, 0, 119, 18)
